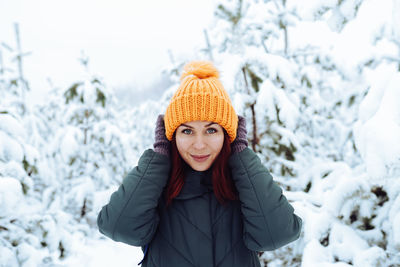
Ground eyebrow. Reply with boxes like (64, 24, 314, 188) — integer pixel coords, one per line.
(180, 122, 216, 128)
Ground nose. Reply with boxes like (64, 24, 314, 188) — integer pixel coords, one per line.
(193, 134, 206, 150)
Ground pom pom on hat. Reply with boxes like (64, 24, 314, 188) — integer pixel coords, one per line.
(180, 61, 220, 80)
(164, 60, 238, 143)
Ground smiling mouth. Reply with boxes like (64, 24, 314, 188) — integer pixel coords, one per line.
(191, 155, 210, 162)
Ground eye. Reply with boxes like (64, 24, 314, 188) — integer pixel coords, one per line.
(207, 128, 217, 134)
(182, 129, 192, 135)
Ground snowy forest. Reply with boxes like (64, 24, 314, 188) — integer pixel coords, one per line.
(1, 0, 400, 266)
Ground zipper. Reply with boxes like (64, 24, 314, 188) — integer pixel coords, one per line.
(138, 244, 149, 265)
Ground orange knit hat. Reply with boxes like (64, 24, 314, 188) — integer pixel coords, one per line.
(164, 61, 238, 143)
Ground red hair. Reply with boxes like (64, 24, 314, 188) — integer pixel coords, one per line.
(165, 130, 237, 206)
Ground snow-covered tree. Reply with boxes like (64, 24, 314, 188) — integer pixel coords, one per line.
(40, 54, 131, 229)
(0, 44, 62, 266)
(198, 0, 400, 266)
(2, 1, 400, 266)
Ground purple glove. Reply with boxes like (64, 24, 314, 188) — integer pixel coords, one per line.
(231, 115, 248, 154)
(153, 114, 171, 157)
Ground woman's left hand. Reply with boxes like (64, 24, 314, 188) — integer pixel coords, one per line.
(231, 115, 248, 154)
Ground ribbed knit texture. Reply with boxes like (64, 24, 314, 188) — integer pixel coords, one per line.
(164, 61, 238, 143)
(231, 115, 248, 153)
(153, 114, 170, 157)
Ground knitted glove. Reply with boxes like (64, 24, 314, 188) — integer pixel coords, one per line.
(231, 115, 248, 154)
(153, 114, 171, 157)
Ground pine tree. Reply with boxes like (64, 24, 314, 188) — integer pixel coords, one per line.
(0, 31, 62, 266)
(42, 52, 129, 227)
(206, 0, 400, 266)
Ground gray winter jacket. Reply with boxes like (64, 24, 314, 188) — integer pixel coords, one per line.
(97, 148, 302, 267)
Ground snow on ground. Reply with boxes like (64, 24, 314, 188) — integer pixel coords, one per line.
(1, 0, 400, 266)
(61, 237, 142, 267)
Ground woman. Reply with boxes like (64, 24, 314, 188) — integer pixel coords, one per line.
(97, 61, 302, 267)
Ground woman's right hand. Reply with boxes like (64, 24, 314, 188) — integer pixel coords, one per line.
(153, 114, 171, 157)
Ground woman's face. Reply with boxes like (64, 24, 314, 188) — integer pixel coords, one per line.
(175, 120, 224, 171)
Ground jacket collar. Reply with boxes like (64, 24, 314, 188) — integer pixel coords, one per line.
(174, 164, 214, 200)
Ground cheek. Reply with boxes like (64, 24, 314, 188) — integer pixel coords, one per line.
(175, 136, 188, 154)
(212, 135, 224, 152)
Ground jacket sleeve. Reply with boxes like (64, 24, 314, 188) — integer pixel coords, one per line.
(229, 147, 302, 251)
(97, 149, 171, 246)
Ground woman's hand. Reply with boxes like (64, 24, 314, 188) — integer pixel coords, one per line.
(231, 115, 248, 154)
(153, 114, 171, 157)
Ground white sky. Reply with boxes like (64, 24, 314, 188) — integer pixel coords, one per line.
(0, 0, 214, 101)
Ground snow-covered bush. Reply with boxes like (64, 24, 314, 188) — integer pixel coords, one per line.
(201, 0, 400, 266)
(0, 70, 64, 266)
(1, 0, 400, 266)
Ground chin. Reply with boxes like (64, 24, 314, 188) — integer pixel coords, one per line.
(191, 165, 210, 171)
(188, 161, 212, 171)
